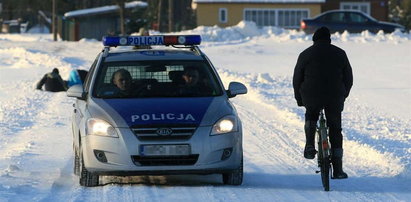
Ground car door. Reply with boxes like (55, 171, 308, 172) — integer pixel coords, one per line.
(346, 12, 374, 33)
(73, 56, 99, 148)
(320, 12, 348, 33)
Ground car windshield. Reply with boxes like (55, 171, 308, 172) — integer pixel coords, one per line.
(93, 60, 223, 98)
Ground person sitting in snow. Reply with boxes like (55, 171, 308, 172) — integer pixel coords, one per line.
(36, 68, 67, 92)
(67, 69, 88, 87)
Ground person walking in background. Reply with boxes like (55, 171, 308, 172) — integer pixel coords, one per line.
(133, 27, 152, 50)
(36, 68, 67, 92)
(293, 26, 353, 179)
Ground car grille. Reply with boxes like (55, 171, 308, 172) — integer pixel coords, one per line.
(131, 126, 197, 140)
(132, 155, 199, 166)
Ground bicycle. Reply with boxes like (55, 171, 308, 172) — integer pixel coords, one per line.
(315, 109, 331, 191)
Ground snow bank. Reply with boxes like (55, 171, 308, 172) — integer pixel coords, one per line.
(0, 34, 52, 42)
(173, 21, 411, 43)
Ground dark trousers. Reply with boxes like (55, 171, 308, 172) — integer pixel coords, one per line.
(305, 102, 344, 149)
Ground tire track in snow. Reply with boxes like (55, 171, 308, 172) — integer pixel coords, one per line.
(0, 46, 76, 201)
(218, 69, 410, 197)
(218, 68, 408, 177)
(44, 68, 410, 201)
(219, 70, 315, 171)
(0, 81, 53, 172)
(0, 46, 72, 164)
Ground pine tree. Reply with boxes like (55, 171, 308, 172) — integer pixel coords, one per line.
(389, 0, 411, 30)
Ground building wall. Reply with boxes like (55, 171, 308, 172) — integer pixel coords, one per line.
(196, 3, 322, 27)
(78, 16, 118, 40)
(322, 0, 388, 21)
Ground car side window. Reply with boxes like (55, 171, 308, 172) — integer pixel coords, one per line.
(349, 13, 368, 23)
(323, 13, 345, 23)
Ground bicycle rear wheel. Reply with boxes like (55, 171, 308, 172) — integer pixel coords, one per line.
(320, 156, 330, 191)
(318, 129, 330, 191)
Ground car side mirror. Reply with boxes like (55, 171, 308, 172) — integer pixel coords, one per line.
(67, 84, 86, 100)
(227, 82, 247, 98)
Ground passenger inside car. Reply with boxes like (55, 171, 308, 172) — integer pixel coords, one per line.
(95, 62, 220, 98)
(182, 68, 200, 87)
(179, 67, 212, 96)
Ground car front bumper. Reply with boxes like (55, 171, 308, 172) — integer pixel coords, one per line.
(81, 126, 243, 175)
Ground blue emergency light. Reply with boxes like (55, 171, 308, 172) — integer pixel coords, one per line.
(102, 35, 201, 47)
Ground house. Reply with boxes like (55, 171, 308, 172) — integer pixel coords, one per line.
(1, 19, 22, 33)
(192, 0, 326, 29)
(322, 0, 389, 21)
(61, 1, 147, 41)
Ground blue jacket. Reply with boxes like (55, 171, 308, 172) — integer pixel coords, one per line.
(67, 69, 88, 87)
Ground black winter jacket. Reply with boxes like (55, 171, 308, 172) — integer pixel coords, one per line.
(293, 41, 353, 107)
(36, 72, 67, 92)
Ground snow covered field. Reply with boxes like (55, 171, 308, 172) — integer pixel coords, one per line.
(0, 24, 410, 201)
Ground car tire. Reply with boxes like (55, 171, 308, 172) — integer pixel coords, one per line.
(74, 148, 80, 176)
(222, 157, 243, 185)
(79, 147, 99, 187)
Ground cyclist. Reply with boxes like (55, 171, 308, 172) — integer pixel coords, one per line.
(293, 26, 353, 179)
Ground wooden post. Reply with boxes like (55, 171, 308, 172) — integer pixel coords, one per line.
(168, 0, 173, 32)
(158, 0, 163, 32)
(118, 0, 125, 35)
(52, 0, 57, 41)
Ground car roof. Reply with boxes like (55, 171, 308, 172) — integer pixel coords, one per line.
(318, 9, 370, 17)
(317, 9, 376, 20)
(104, 49, 204, 62)
(322, 9, 364, 14)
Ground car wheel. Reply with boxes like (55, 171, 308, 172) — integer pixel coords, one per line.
(79, 147, 99, 187)
(222, 157, 243, 185)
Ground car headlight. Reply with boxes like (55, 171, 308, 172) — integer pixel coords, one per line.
(86, 118, 118, 138)
(211, 115, 238, 135)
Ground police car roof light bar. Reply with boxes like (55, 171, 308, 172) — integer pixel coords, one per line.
(102, 35, 201, 47)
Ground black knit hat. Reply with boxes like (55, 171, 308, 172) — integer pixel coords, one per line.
(52, 68, 59, 74)
(312, 26, 331, 43)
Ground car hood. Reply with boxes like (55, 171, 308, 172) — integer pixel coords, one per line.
(88, 97, 234, 127)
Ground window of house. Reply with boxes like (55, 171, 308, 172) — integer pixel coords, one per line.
(340, 2, 370, 15)
(244, 9, 308, 28)
(219, 8, 227, 23)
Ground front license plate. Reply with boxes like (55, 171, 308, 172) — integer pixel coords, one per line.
(140, 144, 191, 156)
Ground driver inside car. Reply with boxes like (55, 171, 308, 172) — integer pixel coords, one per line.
(111, 69, 133, 96)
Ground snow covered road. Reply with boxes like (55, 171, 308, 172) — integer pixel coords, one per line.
(0, 28, 410, 201)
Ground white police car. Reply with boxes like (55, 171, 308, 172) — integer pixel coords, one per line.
(67, 35, 247, 187)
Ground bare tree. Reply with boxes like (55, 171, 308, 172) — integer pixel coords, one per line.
(158, 0, 163, 32)
(168, 0, 174, 32)
(115, 0, 126, 35)
(52, 0, 57, 41)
